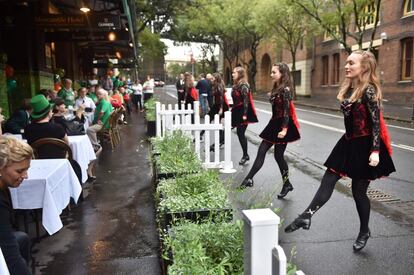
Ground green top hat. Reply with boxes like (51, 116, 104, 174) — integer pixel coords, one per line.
(30, 94, 53, 119)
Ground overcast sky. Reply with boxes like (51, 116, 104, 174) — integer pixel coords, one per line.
(161, 39, 219, 61)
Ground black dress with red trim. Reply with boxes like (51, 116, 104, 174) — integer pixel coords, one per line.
(259, 88, 300, 144)
(208, 85, 229, 119)
(324, 86, 395, 180)
(231, 83, 258, 127)
(184, 87, 196, 108)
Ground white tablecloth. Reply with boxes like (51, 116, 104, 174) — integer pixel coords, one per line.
(0, 248, 10, 275)
(9, 159, 82, 235)
(68, 135, 96, 183)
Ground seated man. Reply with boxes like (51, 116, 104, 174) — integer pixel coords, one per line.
(86, 88, 113, 151)
(3, 99, 32, 135)
(24, 94, 68, 146)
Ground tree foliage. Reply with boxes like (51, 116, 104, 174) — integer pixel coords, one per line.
(291, 0, 382, 53)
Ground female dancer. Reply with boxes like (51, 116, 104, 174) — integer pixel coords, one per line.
(284, 50, 395, 252)
(240, 63, 300, 198)
(231, 66, 258, 165)
(201, 72, 230, 146)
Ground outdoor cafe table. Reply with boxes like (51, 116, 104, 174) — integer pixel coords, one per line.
(9, 159, 82, 235)
(68, 135, 96, 183)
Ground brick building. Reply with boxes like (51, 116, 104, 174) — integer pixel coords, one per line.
(223, 0, 414, 104)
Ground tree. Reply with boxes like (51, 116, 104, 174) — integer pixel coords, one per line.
(291, 0, 382, 53)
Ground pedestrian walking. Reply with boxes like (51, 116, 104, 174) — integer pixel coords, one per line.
(131, 79, 143, 112)
(239, 63, 300, 196)
(176, 73, 185, 109)
(143, 75, 154, 103)
(231, 66, 258, 165)
(183, 72, 198, 110)
(284, 50, 396, 252)
(196, 74, 210, 116)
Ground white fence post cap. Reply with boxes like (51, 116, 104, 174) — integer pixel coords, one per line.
(242, 208, 280, 226)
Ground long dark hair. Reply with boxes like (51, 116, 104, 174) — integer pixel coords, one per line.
(271, 63, 293, 95)
(212, 72, 225, 92)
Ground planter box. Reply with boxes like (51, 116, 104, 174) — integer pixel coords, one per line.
(147, 120, 156, 137)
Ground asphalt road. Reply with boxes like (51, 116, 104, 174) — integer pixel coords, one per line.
(160, 85, 414, 204)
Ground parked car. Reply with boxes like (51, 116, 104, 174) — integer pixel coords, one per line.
(154, 78, 165, 87)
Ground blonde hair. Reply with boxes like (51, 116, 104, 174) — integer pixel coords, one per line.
(233, 66, 248, 85)
(337, 50, 382, 102)
(0, 136, 33, 170)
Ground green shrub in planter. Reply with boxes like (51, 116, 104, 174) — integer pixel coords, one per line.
(152, 131, 203, 175)
(162, 220, 244, 275)
(156, 171, 230, 214)
(144, 97, 156, 121)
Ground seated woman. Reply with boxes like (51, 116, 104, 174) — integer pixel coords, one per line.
(51, 97, 85, 136)
(0, 136, 33, 275)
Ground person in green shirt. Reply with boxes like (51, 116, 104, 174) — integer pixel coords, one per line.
(57, 78, 75, 107)
(87, 85, 98, 104)
(86, 88, 113, 150)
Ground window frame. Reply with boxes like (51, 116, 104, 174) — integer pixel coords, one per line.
(401, 37, 414, 80)
(404, 0, 414, 16)
(321, 55, 329, 86)
(332, 53, 340, 85)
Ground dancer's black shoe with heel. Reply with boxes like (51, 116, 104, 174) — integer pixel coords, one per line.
(284, 213, 311, 233)
(277, 182, 293, 199)
(239, 178, 254, 189)
(353, 229, 370, 251)
(239, 155, 250, 165)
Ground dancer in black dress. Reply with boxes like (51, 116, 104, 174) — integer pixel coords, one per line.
(240, 63, 300, 197)
(231, 66, 258, 165)
(201, 73, 230, 147)
(284, 50, 395, 252)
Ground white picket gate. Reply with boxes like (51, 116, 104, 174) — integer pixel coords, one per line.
(156, 101, 236, 174)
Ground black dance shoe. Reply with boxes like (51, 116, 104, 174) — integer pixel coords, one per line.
(239, 155, 250, 165)
(239, 178, 254, 189)
(284, 214, 311, 233)
(277, 182, 294, 199)
(353, 230, 371, 251)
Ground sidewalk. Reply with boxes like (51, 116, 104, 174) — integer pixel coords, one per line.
(254, 92, 414, 123)
(226, 128, 414, 275)
(32, 113, 161, 274)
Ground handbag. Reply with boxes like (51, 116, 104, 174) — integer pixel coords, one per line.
(65, 120, 85, 136)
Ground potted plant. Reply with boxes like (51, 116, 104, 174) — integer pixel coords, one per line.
(156, 170, 231, 229)
(161, 220, 244, 275)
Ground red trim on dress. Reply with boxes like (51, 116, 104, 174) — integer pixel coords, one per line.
(289, 101, 300, 129)
(248, 92, 257, 116)
(379, 112, 392, 155)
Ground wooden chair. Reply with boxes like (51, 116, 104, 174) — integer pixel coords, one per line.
(97, 110, 117, 150)
(31, 138, 73, 160)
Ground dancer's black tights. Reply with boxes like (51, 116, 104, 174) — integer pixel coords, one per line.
(245, 141, 288, 182)
(302, 170, 371, 233)
(237, 125, 248, 157)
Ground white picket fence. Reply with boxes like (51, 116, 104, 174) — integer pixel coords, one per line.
(156, 101, 236, 173)
(243, 209, 305, 275)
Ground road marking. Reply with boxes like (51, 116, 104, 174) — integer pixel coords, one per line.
(166, 92, 177, 99)
(255, 107, 414, 152)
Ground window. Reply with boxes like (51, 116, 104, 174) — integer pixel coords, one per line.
(359, 3, 377, 28)
(404, 0, 414, 15)
(332, 53, 340, 84)
(401, 38, 413, 80)
(321, 55, 329, 85)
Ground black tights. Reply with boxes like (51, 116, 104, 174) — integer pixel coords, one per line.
(237, 125, 248, 157)
(302, 170, 371, 233)
(245, 141, 289, 183)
